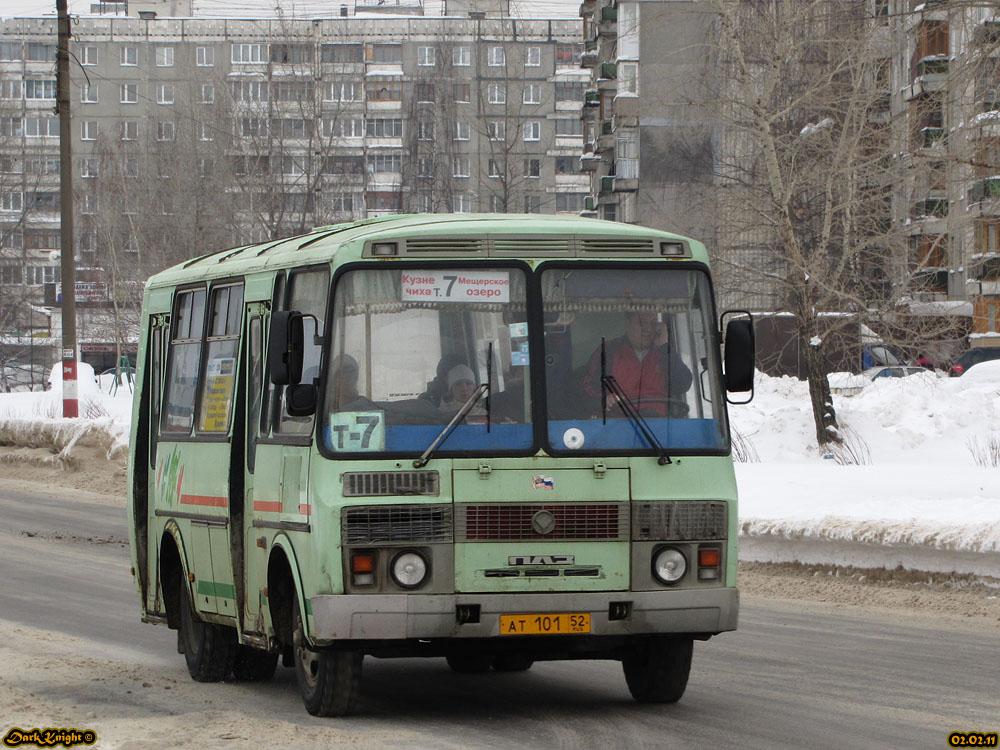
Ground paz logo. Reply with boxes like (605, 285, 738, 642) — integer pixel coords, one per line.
(532, 474, 554, 490)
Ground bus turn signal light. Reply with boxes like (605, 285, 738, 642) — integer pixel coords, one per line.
(351, 552, 376, 586)
(698, 547, 721, 580)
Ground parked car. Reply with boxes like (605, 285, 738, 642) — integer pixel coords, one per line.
(862, 365, 930, 381)
(0, 363, 44, 392)
(949, 347, 1000, 377)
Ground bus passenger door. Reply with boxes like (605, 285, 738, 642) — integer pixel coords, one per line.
(242, 302, 268, 630)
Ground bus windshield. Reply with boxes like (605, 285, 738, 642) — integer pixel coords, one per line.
(322, 266, 533, 456)
(540, 266, 727, 454)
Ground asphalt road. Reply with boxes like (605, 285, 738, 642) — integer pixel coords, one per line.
(0, 487, 996, 749)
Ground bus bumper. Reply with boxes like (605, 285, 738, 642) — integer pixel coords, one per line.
(309, 587, 738, 642)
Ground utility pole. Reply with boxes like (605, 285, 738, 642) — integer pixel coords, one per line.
(56, 0, 78, 417)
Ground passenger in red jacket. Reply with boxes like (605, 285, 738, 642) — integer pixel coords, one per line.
(584, 311, 693, 418)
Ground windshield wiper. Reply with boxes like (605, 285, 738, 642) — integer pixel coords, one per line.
(413, 382, 489, 469)
(600, 338, 672, 466)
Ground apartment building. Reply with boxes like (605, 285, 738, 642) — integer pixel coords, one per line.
(891, 0, 1000, 343)
(0, 8, 583, 366)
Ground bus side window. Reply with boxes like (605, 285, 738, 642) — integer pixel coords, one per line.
(197, 283, 244, 434)
(276, 267, 329, 436)
(162, 288, 206, 434)
(148, 324, 163, 467)
(263, 273, 286, 436)
(247, 315, 263, 472)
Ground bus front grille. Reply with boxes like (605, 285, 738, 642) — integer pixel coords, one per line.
(342, 470, 439, 497)
(455, 503, 629, 542)
(342, 505, 453, 544)
(632, 501, 728, 541)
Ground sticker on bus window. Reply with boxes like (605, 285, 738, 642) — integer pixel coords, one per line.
(201, 357, 235, 431)
(401, 271, 510, 303)
(327, 411, 385, 452)
(508, 322, 528, 338)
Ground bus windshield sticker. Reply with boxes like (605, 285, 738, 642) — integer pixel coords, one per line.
(401, 271, 510, 303)
(327, 411, 385, 452)
(508, 321, 528, 338)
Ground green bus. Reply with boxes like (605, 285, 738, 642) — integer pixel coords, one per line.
(127, 213, 754, 716)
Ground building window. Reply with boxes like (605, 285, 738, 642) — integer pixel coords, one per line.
(0, 192, 22, 212)
(0, 266, 21, 284)
(0, 42, 23, 61)
(603, 203, 617, 222)
(80, 84, 98, 103)
(271, 44, 313, 64)
(525, 46, 541, 67)
(196, 46, 215, 66)
(555, 81, 586, 102)
(232, 43, 265, 64)
(366, 118, 403, 138)
(367, 153, 402, 173)
(156, 47, 174, 67)
(619, 62, 639, 95)
(555, 118, 583, 136)
(278, 118, 308, 138)
(24, 80, 56, 100)
(556, 156, 580, 174)
(120, 45, 137, 66)
(200, 123, 213, 141)
(82, 194, 98, 214)
(488, 159, 502, 178)
(121, 120, 138, 140)
(523, 121, 540, 141)
(157, 84, 174, 104)
(232, 80, 269, 102)
(417, 158, 433, 178)
(0, 81, 21, 99)
(488, 46, 505, 67)
(487, 121, 505, 141)
(453, 83, 471, 103)
(239, 117, 269, 138)
(417, 46, 435, 66)
(80, 46, 97, 65)
(322, 44, 363, 63)
(488, 83, 506, 104)
(26, 43, 57, 62)
(453, 156, 470, 178)
(524, 195, 541, 213)
(282, 155, 306, 176)
(323, 117, 363, 138)
(489, 195, 504, 212)
(25, 117, 59, 137)
(157, 121, 175, 141)
(121, 83, 138, 103)
(366, 192, 402, 211)
(524, 158, 540, 177)
(367, 44, 402, 64)
(523, 83, 541, 104)
(555, 44, 582, 68)
(80, 158, 98, 178)
(324, 81, 360, 102)
(453, 46, 470, 66)
(454, 121, 470, 140)
(417, 120, 435, 140)
(556, 194, 586, 212)
(1, 118, 23, 137)
(81, 120, 98, 140)
(200, 83, 215, 104)
(453, 194, 471, 213)
(366, 81, 402, 101)
(416, 83, 435, 102)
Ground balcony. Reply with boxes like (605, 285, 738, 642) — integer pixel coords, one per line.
(584, 89, 601, 107)
(969, 177, 1000, 203)
(917, 127, 946, 149)
(600, 120, 613, 135)
(600, 6, 617, 22)
(913, 55, 948, 79)
(970, 254, 1000, 281)
(581, 40, 599, 68)
(600, 175, 614, 193)
(580, 152, 601, 172)
(914, 198, 948, 218)
(914, 268, 949, 292)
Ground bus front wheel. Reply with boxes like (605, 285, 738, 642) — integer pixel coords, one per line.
(178, 579, 237, 682)
(622, 636, 693, 703)
(292, 598, 362, 716)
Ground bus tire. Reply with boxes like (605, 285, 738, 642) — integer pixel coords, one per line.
(492, 653, 534, 672)
(178, 579, 237, 682)
(232, 645, 279, 682)
(292, 597, 362, 716)
(622, 636, 693, 704)
(446, 653, 493, 673)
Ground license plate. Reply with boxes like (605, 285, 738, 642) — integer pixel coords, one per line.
(499, 613, 591, 636)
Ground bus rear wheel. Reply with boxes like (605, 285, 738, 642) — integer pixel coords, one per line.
(446, 653, 493, 673)
(292, 597, 362, 716)
(622, 636, 693, 703)
(178, 579, 237, 682)
(492, 653, 534, 672)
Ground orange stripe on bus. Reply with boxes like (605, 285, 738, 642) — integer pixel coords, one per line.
(254, 501, 283, 513)
(180, 494, 228, 508)
(298, 504, 312, 516)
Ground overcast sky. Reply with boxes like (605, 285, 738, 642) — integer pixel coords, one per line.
(2, 0, 581, 20)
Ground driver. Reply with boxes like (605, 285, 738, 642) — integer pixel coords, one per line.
(584, 311, 692, 417)
(328, 353, 377, 412)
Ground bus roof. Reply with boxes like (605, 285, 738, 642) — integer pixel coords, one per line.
(145, 213, 708, 289)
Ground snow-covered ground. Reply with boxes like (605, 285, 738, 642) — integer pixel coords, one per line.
(1, 363, 997, 573)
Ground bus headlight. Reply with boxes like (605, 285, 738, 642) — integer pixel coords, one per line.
(651, 547, 687, 585)
(390, 550, 429, 589)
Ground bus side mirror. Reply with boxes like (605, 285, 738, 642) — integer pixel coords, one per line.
(722, 311, 755, 402)
(268, 311, 305, 386)
(286, 383, 317, 417)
